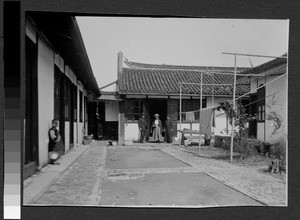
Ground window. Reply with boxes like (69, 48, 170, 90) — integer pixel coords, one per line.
(64, 80, 71, 121)
(54, 66, 61, 120)
(125, 99, 143, 122)
(73, 86, 77, 121)
(84, 97, 88, 122)
(79, 90, 83, 122)
(257, 84, 265, 122)
(180, 98, 207, 122)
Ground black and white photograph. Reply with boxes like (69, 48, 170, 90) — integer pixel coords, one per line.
(23, 13, 288, 208)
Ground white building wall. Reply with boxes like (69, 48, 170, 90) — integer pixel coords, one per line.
(265, 74, 287, 143)
(124, 123, 139, 141)
(77, 84, 85, 144)
(37, 38, 54, 168)
(105, 101, 119, 121)
(73, 122, 77, 145)
(257, 123, 265, 140)
(123, 97, 232, 142)
(250, 77, 258, 93)
(250, 71, 287, 143)
(84, 93, 88, 136)
(64, 122, 70, 152)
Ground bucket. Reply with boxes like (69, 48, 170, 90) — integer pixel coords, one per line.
(49, 151, 59, 160)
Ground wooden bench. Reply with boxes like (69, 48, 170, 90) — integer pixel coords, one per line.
(179, 130, 203, 146)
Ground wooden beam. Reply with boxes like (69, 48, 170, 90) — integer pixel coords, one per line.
(99, 80, 117, 90)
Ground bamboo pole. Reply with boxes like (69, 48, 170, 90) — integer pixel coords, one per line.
(230, 54, 237, 163)
(179, 83, 182, 144)
(212, 72, 215, 135)
(234, 73, 287, 101)
(199, 72, 203, 155)
(181, 82, 232, 86)
(222, 52, 287, 59)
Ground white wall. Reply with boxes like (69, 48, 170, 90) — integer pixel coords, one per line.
(250, 77, 258, 94)
(37, 38, 54, 168)
(76, 84, 85, 144)
(265, 74, 287, 143)
(250, 73, 287, 143)
(74, 122, 77, 146)
(257, 123, 265, 140)
(105, 101, 119, 121)
(64, 122, 70, 152)
(176, 109, 227, 138)
(124, 123, 139, 141)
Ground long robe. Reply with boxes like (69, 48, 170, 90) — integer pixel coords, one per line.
(151, 119, 163, 141)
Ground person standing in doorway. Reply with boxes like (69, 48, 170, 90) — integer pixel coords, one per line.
(151, 113, 163, 143)
(164, 114, 173, 143)
(138, 113, 146, 143)
(48, 119, 60, 165)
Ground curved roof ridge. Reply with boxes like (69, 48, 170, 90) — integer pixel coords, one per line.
(124, 59, 249, 72)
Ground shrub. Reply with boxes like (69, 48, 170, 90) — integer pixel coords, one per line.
(234, 138, 262, 158)
(271, 137, 286, 165)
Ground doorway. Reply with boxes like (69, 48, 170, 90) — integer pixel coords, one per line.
(24, 36, 38, 179)
(149, 99, 168, 140)
(248, 94, 258, 138)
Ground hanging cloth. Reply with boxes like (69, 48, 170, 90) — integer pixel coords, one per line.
(186, 111, 195, 121)
(212, 108, 216, 128)
(199, 108, 215, 134)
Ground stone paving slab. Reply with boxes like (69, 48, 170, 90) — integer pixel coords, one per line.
(106, 167, 204, 176)
(25, 141, 286, 206)
(100, 172, 263, 207)
(32, 142, 107, 206)
(24, 142, 94, 204)
(159, 144, 287, 206)
(106, 147, 190, 169)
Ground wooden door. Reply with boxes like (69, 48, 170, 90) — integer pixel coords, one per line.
(248, 94, 257, 138)
(143, 100, 150, 141)
(167, 99, 178, 139)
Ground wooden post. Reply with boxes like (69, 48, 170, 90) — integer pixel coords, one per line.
(179, 83, 182, 144)
(212, 72, 215, 136)
(199, 73, 203, 155)
(212, 73, 214, 106)
(230, 54, 237, 162)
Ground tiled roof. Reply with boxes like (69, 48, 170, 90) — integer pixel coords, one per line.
(98, 91, 120, 101)
(124, 59, 250, 72)
(118, 66, 250, 96)
(240, 53, 287, 75)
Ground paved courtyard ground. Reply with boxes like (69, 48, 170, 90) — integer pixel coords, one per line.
(30, 141, 286, 207)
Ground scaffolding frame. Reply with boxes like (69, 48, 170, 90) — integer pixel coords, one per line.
(178, 52, 287, 161)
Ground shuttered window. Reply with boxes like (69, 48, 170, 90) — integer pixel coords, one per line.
(125, 99, 143, 122)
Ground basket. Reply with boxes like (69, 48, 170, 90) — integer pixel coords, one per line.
(50, 151, 59, 160)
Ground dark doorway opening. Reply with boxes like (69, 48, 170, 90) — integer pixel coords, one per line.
(54, 66, 66, 157)
(24, 36, 38, 179)
(69, 82, 74, 150)
(88, 102, 98, 140)
(149, 99, 168, 139)
(248, 94, 258, 138)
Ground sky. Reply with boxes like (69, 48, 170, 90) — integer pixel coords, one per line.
(76, 17, 289, 90)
